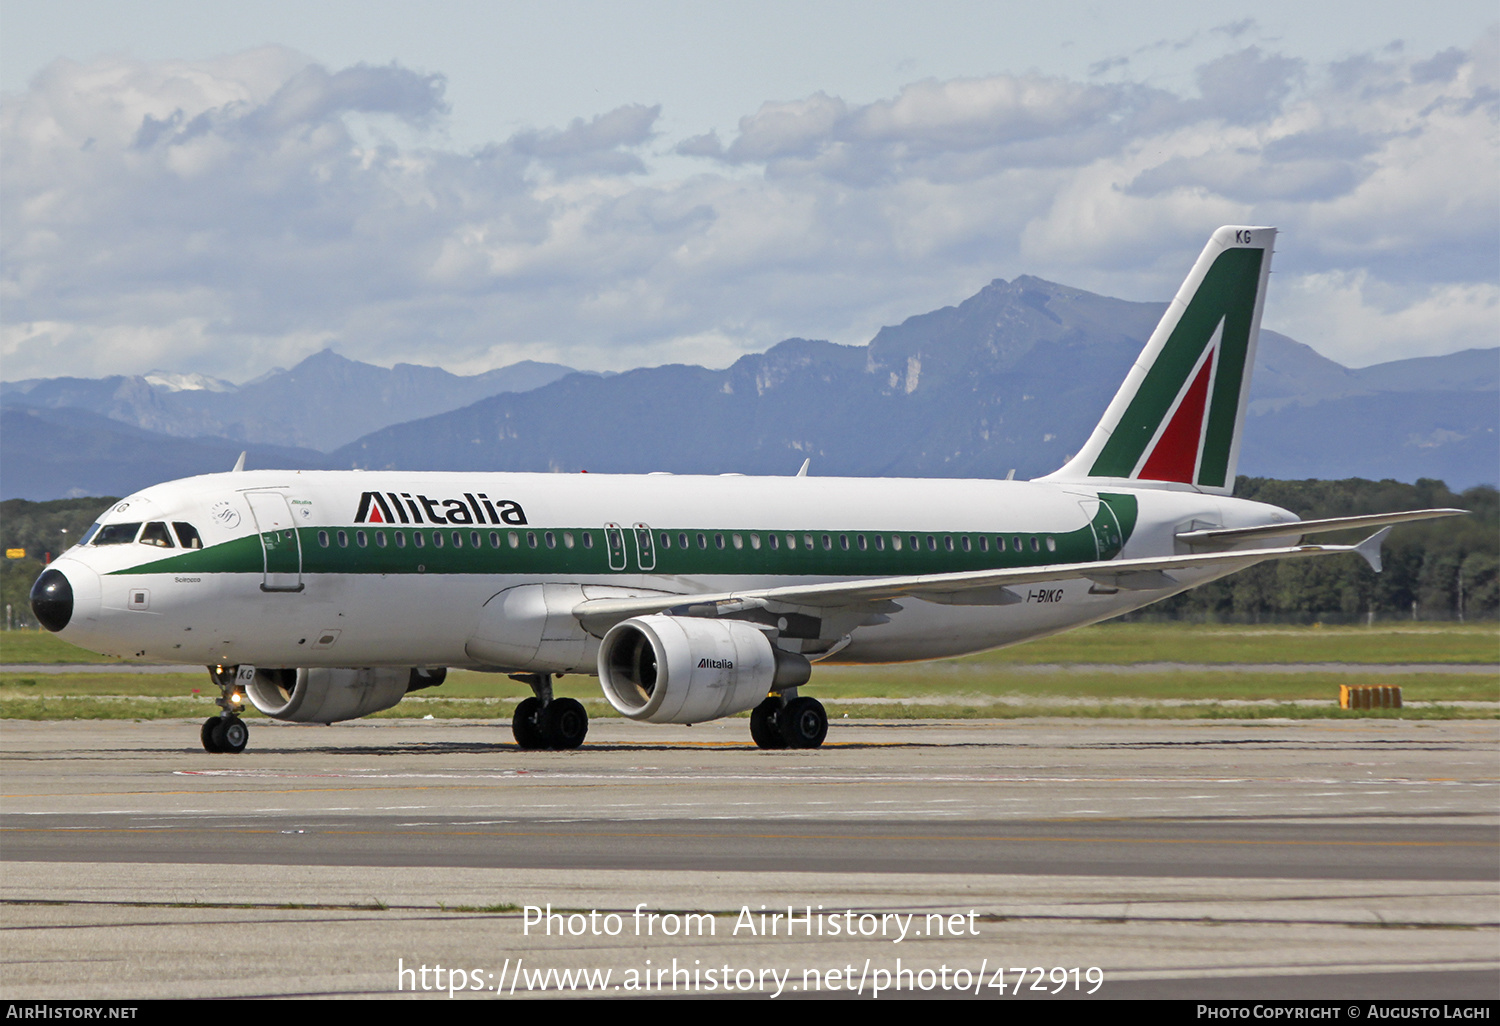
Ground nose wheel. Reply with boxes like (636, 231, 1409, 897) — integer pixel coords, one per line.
(201, 715, 249, 753)
(201, 664, 250, 754)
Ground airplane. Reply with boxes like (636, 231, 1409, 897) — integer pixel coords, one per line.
(28, 226, 1463, 754)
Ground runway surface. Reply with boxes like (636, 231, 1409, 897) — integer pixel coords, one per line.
(2, 717, 1496, 999)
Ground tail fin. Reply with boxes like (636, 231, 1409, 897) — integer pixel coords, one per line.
(1043, 226, 1276, 494)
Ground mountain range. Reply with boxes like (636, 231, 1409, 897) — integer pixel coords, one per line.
(3, 276, 1495, 501)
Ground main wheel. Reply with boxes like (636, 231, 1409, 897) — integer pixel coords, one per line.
(211, 715, 248, 754)
(779, 697, 827, 749)
(201, 716, 223, 753)
(541, 698, 588, 750)
(512, 697, 548, 749)
(749, 697, 786, 749)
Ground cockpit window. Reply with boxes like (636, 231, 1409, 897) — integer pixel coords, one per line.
(139, 522, 175, 548)
(79, 522, 102, 547)
(92, 523, 142, 545)
(172, 523, 203, 549)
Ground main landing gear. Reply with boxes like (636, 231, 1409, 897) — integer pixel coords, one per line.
(750, 690, 828, 750)
(201, 664, 250, 753)
(510, 673, 588, 750)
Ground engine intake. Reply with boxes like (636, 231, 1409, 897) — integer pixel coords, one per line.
(598, 615, 810, 724)
(245, 666, 446, 723)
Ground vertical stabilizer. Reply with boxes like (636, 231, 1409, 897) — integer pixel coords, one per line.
(1043, 226, 1276, 494)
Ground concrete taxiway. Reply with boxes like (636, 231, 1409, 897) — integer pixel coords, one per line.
(2, 716, 1496, 999)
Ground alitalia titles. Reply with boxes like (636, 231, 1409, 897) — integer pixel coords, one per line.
(698, 658, 733, 669)
(355, 491, 527, 527)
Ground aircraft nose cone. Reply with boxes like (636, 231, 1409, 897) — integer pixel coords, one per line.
(30, 568, 73, 632)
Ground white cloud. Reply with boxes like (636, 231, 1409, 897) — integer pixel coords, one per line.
(1269, 270, 1500, 367)
(1, 32, 1495, 384)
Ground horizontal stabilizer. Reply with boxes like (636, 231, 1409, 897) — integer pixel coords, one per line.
(1177, 508, 1465, 549)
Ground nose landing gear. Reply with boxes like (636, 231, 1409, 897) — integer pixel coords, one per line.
(201, 664, 250, 753)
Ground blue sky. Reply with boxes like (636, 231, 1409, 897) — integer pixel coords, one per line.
(3, 1, 1496, 382)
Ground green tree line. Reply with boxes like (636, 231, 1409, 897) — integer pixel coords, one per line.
(2, 479, 1496, 629)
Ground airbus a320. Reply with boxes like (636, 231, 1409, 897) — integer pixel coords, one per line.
(29, 227, 1462, 753)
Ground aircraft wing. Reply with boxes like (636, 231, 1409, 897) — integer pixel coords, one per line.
(573, 529, 1398, 635)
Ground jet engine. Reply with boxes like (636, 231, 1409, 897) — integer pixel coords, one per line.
(244, 666, 446, 724)
(597, 615, 811, 724)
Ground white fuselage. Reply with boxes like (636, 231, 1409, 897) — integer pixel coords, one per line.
(47, 469, 1296, 674)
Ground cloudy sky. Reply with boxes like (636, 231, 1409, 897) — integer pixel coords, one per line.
(2, 1, 1495, 384)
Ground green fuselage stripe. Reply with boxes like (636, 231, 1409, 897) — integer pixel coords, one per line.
(113, 509, 1136, 579)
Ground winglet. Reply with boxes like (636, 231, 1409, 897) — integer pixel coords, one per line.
(231, 452, 247, 473)
(1355, 527, 1393, 573)
(796, 458, 811, 478)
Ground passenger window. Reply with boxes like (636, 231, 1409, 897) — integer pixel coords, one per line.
(93, 523, 142, 545)
(318, 531, 329, 548)
(139, 522, 175, 547)
(337, 531, 348, 547)
(172, 523, 202, 549)
(1046, 536, 1057, 552)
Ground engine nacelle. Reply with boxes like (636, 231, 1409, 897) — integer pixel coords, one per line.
(598, 615, 811, 724)
(245, 666, 446, 723)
